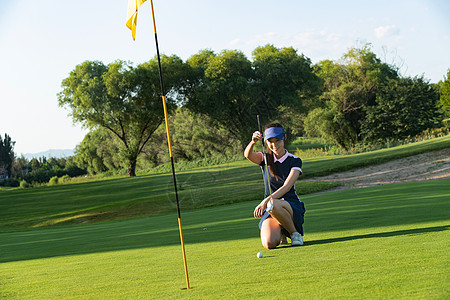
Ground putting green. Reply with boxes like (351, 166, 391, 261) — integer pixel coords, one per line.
(1, 179, 448, 298)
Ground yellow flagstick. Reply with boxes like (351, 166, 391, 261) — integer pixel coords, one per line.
(149, 0, 190, 290)
(126, 0, 190, 290)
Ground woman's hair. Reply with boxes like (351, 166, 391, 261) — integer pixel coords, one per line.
(265, 122, 284, 180)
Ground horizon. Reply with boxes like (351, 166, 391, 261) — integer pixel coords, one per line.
(19, 149, 75, 160)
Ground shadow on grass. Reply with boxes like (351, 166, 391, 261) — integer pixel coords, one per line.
(304, 225, 449, 247)
(0, 197, 261, 263)
(0, 179, 449, 263)
(266, 224, 450, 250)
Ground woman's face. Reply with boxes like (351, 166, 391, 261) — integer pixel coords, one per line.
(266, 136, 285, 157)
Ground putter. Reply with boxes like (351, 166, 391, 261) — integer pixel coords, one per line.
(257, 115, 274, 212)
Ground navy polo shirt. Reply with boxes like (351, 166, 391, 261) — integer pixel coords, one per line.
(258, 150, 302, 201)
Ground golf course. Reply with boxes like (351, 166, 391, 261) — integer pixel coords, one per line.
(1, 136, 449, 299)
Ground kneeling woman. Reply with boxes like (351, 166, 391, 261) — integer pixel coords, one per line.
(244, 122, 305, 249)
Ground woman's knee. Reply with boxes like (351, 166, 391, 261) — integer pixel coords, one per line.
(270, 199, 292, 215)
(260, 217, 282, 249)
(262, 239, 279, 249)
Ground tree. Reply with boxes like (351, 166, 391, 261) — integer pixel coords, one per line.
(308, 44, 399, 148)
(185, 46, 319, 147)
(0, 133, 15, 176)
(440, 69, 450, 116)
(186, 49, 255, 146)
(252, 44, 320, 117)
(139, 108, 243, 169)
(12, 156, 29, 178)
(169, 107, 242, 160)
(74, 128, 122, 174)
(29, 158, 41, 171)
(252, 45, 320, 140)
(58, 56, 190, 176)
(361, 76, 441, 141)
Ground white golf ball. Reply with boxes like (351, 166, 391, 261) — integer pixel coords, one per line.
(257, 252, 263, 258)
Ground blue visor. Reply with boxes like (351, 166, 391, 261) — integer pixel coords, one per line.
(264, 127, 285, 142)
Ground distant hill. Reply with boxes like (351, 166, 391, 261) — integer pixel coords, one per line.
(21, 149, 75, 160)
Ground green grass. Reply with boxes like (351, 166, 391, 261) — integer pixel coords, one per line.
(0, 179, 448, 299)
(0, 135, 448, 230)
(0, 161, 338, 230)
(287, 136, 332, 151)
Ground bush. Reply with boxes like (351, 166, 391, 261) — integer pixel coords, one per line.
(20, 180, 30, 189)
(0, 178, 20, 187)
(24, 169, 53, 184)
(60, 175, 71, 183)
(443, 118, 450, 129)
(22, 167, 87, 184)
(48, 176, 58, 186)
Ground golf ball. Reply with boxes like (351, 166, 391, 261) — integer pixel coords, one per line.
(257, 252, 263, 258)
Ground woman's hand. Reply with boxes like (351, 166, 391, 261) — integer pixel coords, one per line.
(254, 199, 268, 218)
(252, 131, 262, 143)
(245, 131, 264, 164)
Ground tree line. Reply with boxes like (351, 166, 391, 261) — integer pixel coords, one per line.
(0, 147, 87, 187)
(58, 44, 448, 176)
(57, 44, 322, 176)
(2, 44, 449, 183)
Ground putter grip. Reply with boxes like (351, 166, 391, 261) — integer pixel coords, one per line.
(257, 115, 264, 149)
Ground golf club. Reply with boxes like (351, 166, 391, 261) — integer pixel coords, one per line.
(257, 115, 274, 212)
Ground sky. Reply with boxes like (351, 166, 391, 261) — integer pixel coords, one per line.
(1, 0, 449, 155)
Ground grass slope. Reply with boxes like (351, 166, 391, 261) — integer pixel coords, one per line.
(1, 136, 448, 230)
(0, 161, 337, 230)
(301, 135, 450, 177)
(0, 179, 449, 299)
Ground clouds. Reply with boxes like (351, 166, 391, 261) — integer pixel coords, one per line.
(227, 29, 354, 63)
(374, 25, 400, 39)
(228, 22, 404, 65)
(1, 0, 449, 154)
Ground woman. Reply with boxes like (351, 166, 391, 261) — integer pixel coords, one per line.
(244, 122, 305, 249)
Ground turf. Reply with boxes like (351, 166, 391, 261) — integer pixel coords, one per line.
(0, 162, 338, 230)
(1, 179, 449, 299)
(0, 136, 448, 230)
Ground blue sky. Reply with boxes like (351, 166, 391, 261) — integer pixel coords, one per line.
(1, 0, 449, 155)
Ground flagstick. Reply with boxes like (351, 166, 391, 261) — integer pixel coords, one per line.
(149, 0, 190, 290)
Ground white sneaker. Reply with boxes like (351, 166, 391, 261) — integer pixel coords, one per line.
(291, 232, 303, 246)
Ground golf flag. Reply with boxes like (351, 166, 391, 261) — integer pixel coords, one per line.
(126, 0, 147, 40)
(125, 0, 190, 290)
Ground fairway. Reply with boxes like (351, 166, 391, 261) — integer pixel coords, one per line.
(1, 179, 449, 299)
(1, 136, 448, 231)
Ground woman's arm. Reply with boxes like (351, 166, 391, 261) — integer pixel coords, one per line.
(244, 131, 263, 164)
(266, 169, 300, 200)
(254, 169, 301, 218)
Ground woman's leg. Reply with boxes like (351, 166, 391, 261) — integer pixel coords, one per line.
(269, 199, 297, 235)
(260, 217, 282, 249)
(260, 199, 300, 249)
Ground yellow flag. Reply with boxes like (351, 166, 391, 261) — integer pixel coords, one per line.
(126, 0, 147, 40)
